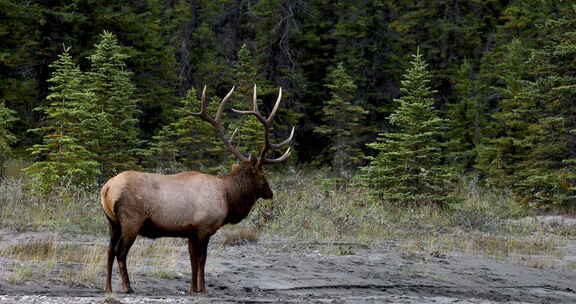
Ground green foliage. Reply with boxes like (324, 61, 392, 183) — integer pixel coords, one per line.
(362, 50, 460, 207)
(0, 100, 17, 157)
(477, 6, 576, 208)
(24, 32, 142, 192)
(476, 39, 534, 187)
(24, 46, 100, 192)
(0, 0, 177, 144)
(3, 0, 576, 211)
(445, 60, 489, 170)
(85, 31, 141, 177)
(229, 44, 267, 157)
(314, 62, 367, 176)
(146, 88, 226, 171)
(510, 14, 576, 208)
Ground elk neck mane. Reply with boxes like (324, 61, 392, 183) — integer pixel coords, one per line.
(221, 163, 260, 224)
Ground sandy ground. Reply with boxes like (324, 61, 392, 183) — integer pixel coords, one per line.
(0, 225, 575, 304)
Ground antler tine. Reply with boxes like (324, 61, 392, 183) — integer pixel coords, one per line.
(233, 86, 282, 126)
(262, 126, 294, 164)
(191, 85, 209, 117)
(230, 85, 268, 126)
(191, 86, 249, 162)
(271, 126, 295, 148)
(229, 128, 239, 144)
(262, 146, 292, 164)
(215, 86, 235, 121)
(267, 87, 282, 123)
(252, 84, 259, 114)
(201, 85, 207, 111)
(229, 85, 294, 165)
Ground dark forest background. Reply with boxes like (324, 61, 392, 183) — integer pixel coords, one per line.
(1, 0, 575, 209)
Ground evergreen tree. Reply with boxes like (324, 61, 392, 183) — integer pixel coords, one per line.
(24, 46, 100, 191)
(230, 44, 267, 157)
(509, 14, 576, 208)
(475, 39, 534, 190)
(445, 60, 488, 171)
(86, 31, 141, 177)
(174, 0, 231, 91)
(146, 88, 225, 171)
(0, 1, 179, 150)
(0, 100, 18, 168)
(362, 50, 460, 207)
(314, 62, 367, 176)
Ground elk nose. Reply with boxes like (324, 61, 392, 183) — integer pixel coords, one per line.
(263, 189, 273, 200)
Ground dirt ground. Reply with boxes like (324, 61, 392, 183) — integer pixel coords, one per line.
(0, 227, 575, 304)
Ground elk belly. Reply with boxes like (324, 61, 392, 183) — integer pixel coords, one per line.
(142, 201, 225, 237)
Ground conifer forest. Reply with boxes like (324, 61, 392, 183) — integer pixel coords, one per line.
(1, 0, 575, 210)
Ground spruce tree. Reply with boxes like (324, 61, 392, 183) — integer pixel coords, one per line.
(362, 50, 460, 207)
(230, 44, 267, 157)
(86, 31, 141, 177)
(24, 46, 100, 191)
(0, 100, 18, 169)
(314, 62, 367, 177)
(511, 15, 576, 208)
(146, 88, 225, 171)
(475, 39, 536, 191)
(476, 16, 576, 209)
(445, 60, 488, 171)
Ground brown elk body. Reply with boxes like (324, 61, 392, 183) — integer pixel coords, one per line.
(101, 86, 293, 295)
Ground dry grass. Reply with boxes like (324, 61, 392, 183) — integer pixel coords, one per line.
(398, 233, 563, 261)
(0, 177, 106, 234)
(2, 159, 28, 179)
(0, 236, 183, 286)
(0, 238, 107, 286)
(129, 238, 183, 280)
(5, 264, 35, 284)
(221, 228, 260, 246)
(0, 164, 575, 283)
(242, 168, 575, 270)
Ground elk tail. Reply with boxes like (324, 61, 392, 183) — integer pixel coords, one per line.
(100, 183, 118, 223)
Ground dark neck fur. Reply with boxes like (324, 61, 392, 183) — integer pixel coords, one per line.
(222, 165, 259, 225)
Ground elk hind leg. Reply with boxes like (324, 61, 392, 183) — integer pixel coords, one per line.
(105, 218, 121, 293)
(116, 220, 141, 293)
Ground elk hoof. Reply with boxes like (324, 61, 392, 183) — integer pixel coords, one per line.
(124, 288, 134, 294)
(187, 288, 206, 295)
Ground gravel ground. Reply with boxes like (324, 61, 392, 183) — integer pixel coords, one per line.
(0, 225, 575, 303)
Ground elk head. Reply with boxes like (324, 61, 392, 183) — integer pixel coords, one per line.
(193, 84, 295, 198)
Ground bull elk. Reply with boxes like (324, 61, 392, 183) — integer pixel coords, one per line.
(100, 85, 294, 295)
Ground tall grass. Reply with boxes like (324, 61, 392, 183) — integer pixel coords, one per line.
(0, 166, 521, 240)
(0, 237, 183, 286)
(0, 165, 574, 276)
(243, 168, 574, 268)
(0, 177, 106, 234)
(242, 168, 522, 242)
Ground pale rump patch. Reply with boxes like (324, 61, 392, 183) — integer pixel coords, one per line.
(100, 172, 129, 222)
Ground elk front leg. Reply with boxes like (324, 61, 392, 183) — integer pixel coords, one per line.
(196, 236, 211, 292)
(188, 235, 211, 294)
(188, 237, 199, 295)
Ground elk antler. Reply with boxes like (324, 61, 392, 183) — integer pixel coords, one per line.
(231, 85, 294, 166)
(192, 86, 249, 162)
